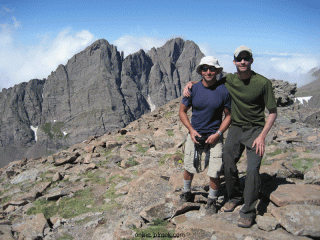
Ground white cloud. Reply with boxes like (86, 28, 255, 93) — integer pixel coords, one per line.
(213, 52, 319, 87)
(113, 35, 169, 56)
(0, 17, 95, 90)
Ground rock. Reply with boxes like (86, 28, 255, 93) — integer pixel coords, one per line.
(84, 144, 96, 153)
(0, 225, 15, 240)
(307, 135, 318, 141)
(173, 211, 309, 240)
(23, 181, 51, 201)
(140, 201, 177, 222)
(10, 169, 39, 184)
(53, 151, 80, 166)
(12, 213, 49, 239)
(4, 205, 15, 213)
(85, 163, 97, 171)
(304, 111, 320, 127)
(52, 172, 63, 182)
(271, 79, 297, 107)
(304, 162, 320, 184)
(122, 170, 172, 213)
(256, 215, 280, 232)
(271, 204, 320, 237)
(261, 181, 320, 206)
(42, 188, 70, 200)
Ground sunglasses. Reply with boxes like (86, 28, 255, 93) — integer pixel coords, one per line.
(201, 66, 217, 72)
(235, 56, 252, 62)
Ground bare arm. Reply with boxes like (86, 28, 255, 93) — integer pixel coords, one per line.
(252, 108, 277, 156)
(179, 103, 201, 143)
(206, 107, 231, 144)
(183, 81, 198, 97)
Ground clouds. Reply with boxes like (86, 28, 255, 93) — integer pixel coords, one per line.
(0, 16, 94, 90)
(199, 45, 319, 87)
(113, 35, 169, 57)
(1, 19, 319, 91)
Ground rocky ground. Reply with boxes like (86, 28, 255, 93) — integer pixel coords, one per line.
(0, 97, 320, 240)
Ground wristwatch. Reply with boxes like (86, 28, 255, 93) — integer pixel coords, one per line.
(217, 130, 222, 137)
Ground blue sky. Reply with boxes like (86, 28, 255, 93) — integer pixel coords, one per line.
(1, 0, 320, 89)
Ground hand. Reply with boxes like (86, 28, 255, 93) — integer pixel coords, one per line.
(183, 82, 194, 97)
(190, 129, 201, 144)
(205, 133, 220, 145)
(252, 135, 265, 157)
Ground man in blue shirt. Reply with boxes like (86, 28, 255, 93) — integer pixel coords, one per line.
(179, 56, 231, 214)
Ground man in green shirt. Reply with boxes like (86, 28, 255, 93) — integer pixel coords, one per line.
(183, 46, 277, 228)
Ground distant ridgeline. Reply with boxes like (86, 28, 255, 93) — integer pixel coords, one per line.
(0, 38, 298, 168)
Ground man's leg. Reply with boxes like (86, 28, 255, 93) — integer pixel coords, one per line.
(208, 177, 220, 199)
(181, 134, 197, 202)
(183, 170, 193, 192)
(223, 125, 245, 207)
(206, 139, 223, 213)
(240, 126, 263, 221)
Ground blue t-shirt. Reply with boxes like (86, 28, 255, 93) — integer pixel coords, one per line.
(182, 80, 231, 137)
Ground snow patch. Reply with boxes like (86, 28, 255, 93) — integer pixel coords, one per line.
(147, 95, 156, 112)
(30, 125, 38, 142)
(294, 96, 312, 105)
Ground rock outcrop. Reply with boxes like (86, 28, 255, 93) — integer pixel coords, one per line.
(0, 97, 319, 239)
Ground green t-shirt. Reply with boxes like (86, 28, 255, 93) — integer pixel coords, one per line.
(221, 71, 277, 127)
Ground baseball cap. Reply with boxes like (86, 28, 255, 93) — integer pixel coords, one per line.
(196, 56, 223, 74)
(234, 46, 252, 58)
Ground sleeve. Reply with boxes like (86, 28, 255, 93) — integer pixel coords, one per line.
(264, 80, 277, 110)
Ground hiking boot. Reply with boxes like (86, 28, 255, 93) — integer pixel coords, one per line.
(205, 198, 218, 214)
(221, 201, 237, 212)
(180, 191, 192, 203)
(238, 217, 254, 228)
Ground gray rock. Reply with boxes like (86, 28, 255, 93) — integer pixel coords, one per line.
(304, 162, 320, 184)
(271, 79, 297, 107)
(12, 213, 49, 239)
(304, 111, 320, 127)
(256, 215, 280, 232)
(10, 168, 39, 184)
(261, 180, 320, 206)
(122, 170, 172, 213)
(271, 204, 320, 237)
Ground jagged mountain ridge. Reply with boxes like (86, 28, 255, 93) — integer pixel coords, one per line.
(0, 38, 204, 168)
(296, 66, 320, 98)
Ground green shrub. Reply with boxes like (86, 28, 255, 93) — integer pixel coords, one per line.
(127, 156, 139, 167)
(266, 149, 282, 157)
(27, 187, 114, 219)
(136, 144, 149, 153)
(292, 158, 319, 172)
(166, 129, 174, 137)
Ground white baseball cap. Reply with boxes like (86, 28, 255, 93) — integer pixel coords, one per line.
(234, 46, 252, 58)
(196, 56, 223, 74)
